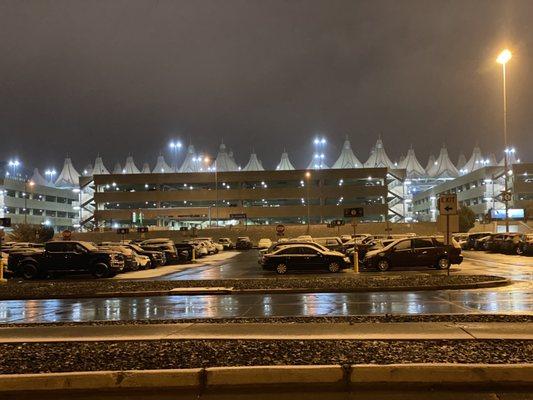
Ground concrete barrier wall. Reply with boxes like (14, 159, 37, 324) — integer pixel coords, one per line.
(66, 222, 438, 244)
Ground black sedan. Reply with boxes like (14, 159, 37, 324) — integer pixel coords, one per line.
(363, 237, 463, 271)
(259, 244, 350, 274)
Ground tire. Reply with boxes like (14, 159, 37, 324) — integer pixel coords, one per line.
(328, 262, 341, 273)
(436, 257, 450, 270)
(377, 258, 390, 272)
(144, 261, 152, 270)
(276, 263, 288, 275)
(92, 262, 110, 279)
(21, 263, 40, 280)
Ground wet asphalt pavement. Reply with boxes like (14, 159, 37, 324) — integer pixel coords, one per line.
(0, 250, 531, 324)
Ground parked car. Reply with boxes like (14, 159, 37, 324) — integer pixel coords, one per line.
(218, 237, 234, 250)
(362, 237, 463, 272)
(185, 240, 208, 257)
(98, 245, 140, 271)
(465, 232, 493, 250)
(257, 238, 273, 249)
(236, 237, 253, 250)
(140, 239, 180, 264)
(473, 235, 492, 250)
(101, 242, 165, 268)
(499, 233, 524, 254)
(259, 244, 350, 274)
(485, 233, 509, 253)
(7, 241, 124, 279)
(196, 237, 223, 253)
(518, 234, 533, 256)
(312, 237, 347, 253)
(258, 240, 330, 257)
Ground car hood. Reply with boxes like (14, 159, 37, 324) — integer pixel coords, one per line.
(364, 248, 384, 258)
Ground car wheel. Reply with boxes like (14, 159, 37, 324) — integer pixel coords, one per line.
(92, 263, 110, 279)
(377, 258, 390, 272)
(328, 262, 341, 273)
(144, 261, 152, 270)
(21, 263, 39, 280)
(436, 257, 450, 270)
(516, 246, 523, 256)
(276, 263, 287, 275)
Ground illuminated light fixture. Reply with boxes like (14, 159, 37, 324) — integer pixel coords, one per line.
(496, 49, 512, 65)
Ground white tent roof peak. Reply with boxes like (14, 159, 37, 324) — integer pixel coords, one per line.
(112, 162, 122, 174)
(153, 155, 172, 173)
(276, 152, 295, 170)
(427, 146, 459, 178)
(179, 144, 201, 173)
(82, 164, 93, 177)
(456, 153, 467, 170)
(123, 156, 140, 174)
(364, 138, 393, 168)
(488, 153, 497, 166)
(425, 154, 436, 172)
(92, 156, 109, 175)
(55, 157, 80, 187)
(332, 138, 361, 169)
(215, 142, 238, 171)
(141, 163, 151, 173)
(398, 148, 426, 178)
(243, 152, 264, 171)
(462, 146, 486, 173)
(31, 168, 50, 186)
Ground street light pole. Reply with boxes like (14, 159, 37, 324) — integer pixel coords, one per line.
(305, 171, 311, 233)
(497, 49, 512, 233)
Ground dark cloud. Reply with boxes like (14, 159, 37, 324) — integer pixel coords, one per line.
(0, 0, 531, 171)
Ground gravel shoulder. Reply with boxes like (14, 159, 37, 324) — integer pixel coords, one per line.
(0, 274, 509, 300)
(3, 314, 533, 328)
(1, 339, 531, 374)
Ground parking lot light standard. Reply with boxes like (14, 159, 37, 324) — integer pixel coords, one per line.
(497, 49, 512, 233)
(305, 171, 311, 233)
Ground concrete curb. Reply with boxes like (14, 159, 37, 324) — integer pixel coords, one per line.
(0, 364, 531, 393)
(0, 277, 510, 301)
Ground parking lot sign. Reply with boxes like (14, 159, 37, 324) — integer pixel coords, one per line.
(438, 194, 457, 215)
(343, 207, 364, 218)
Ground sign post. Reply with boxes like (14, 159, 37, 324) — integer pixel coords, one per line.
(438, 194, 458, 276)
(116, 227, 130, 243)
(0, 218, 11, 283)
(137, 226, 148, 240)
(344, 208, 364, 273)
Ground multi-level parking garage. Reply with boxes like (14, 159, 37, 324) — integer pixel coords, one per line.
(84, 167, 406, 228)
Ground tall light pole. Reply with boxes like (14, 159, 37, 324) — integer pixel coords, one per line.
(305, 171, 311, 233)
(312, 137, 327, 169)
(168, 140, 182, 172)
(204, 157, 218, 227)
(24, 180, 35, 224)
(497, 49, 512, 233)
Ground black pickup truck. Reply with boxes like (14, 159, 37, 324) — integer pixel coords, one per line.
(7, 241, 125, 279)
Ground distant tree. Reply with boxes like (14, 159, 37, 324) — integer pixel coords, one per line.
(10, 224, 55, 243)
(458, 206, 476, 233)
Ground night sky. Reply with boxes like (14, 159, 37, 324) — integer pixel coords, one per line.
(0, 0, 532, 172)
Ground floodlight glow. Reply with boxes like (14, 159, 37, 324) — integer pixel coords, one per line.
(496, 49, 512, 65)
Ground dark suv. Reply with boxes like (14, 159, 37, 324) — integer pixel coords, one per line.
(236, 237, 253, 250)
(7, 241, 124, 279)
(363, 237, 463, 271)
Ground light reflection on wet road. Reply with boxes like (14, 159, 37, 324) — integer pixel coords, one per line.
(0, 251, 531, 324)
(1, 289, 531, 324)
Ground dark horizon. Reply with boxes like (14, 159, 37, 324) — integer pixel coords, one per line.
(1, 0, 532, 172)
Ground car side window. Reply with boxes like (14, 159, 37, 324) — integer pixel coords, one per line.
(74, 244, 87, 253)
(46, 242, 64, 252)
(394, 240, 411, 251)
(413, 239, 434, 248)
(279, 247, 300, 255)
(300, 247, 319, 255)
